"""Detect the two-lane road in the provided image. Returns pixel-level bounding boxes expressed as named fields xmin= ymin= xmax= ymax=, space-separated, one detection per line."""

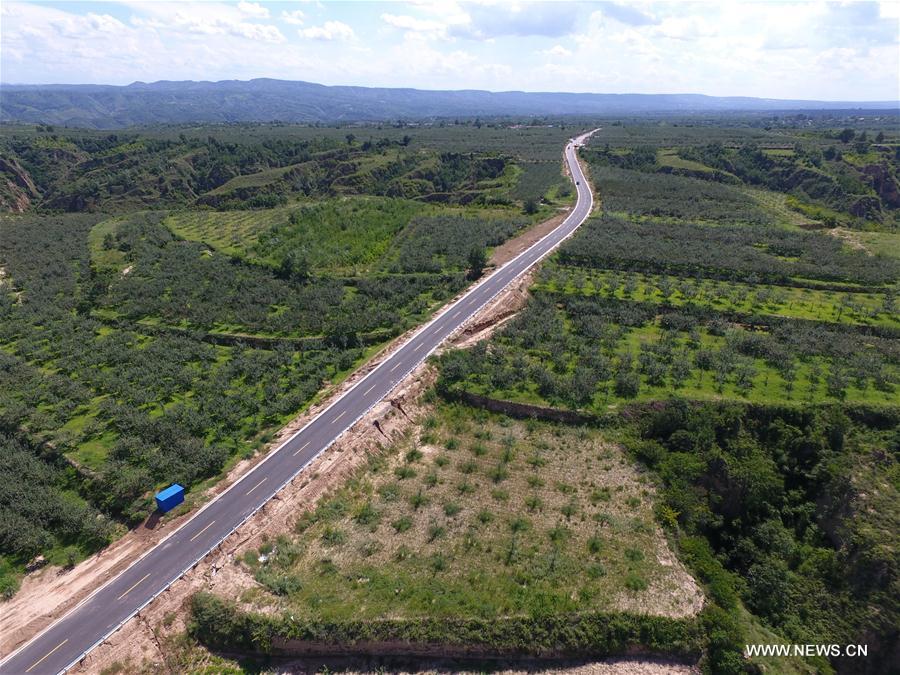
xmin=0 ymin=130 xmax=597 ymax=675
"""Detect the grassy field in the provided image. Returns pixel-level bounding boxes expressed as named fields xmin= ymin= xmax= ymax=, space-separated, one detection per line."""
xmin=164 ymin=207 xmax=288 ymax=259
xmin=239 ymin=402 xmax=700 ymax=622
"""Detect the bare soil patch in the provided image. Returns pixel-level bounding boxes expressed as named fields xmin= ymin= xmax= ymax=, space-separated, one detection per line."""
xmin=490 ymin=210 xmax=571 ymax=267
xmin=829 ymin=227 xmax=873 ymax=255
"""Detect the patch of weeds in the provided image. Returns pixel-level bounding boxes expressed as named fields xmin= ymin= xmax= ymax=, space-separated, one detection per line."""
xmin=430 ymin=553 xmax=447 ymax=573
xmin=409 ymin=489 xmax=430 ymax=510
xmin=378 ymin=482 xmax=401 ymax=502
xmin=392 ymin=516 xmax=413 ymax=533
xmin=525 ymin=495 xmax=543 ymax=512
xmin=321 ymin=526 xmax=345 ymax=546
xmin=490 ymin=463 xmax=509 ymax=483
xmin=556 ymin=481 xmax=576 ymax=495
xmin=395 ymin=465 xmax=416 ymax=480
xmin=427 ymin=524 xmax=446 ymax=542
xmin=457 ymin=480 xmax=476 ymax=495
xmin=527 ymin=454 xmax=547 ymax=469
xmin=527 ymin=475 xmax=545 ymax=488
xmin=624 ymin=547 xmax=644 ymax=563
xmin=458 ymin=460 xmax=478 ymax=474
xmin=588 ymin=563 xmax=607 ymax=579
xmin=624 ymin=573 xmax=648 ymax=592
xmin=591 ymin=487 xmax=612 ymax=503
xmin=359 ymin=540 xmax=382 ymax=558
xmin=353 ymin=501 xmax=381 ymax=527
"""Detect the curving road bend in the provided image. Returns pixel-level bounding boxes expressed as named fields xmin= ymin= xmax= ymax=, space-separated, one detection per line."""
xmin=0 ymin=130 xmax=598 ymax=675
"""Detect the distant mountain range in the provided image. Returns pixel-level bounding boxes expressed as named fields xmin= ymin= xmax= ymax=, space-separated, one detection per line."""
xmin=1 ymin=78 xmax=897 ymax=128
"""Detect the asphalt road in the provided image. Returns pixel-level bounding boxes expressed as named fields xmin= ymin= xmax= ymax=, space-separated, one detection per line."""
xmin=0 ymin=130 xmax=597 ymax=675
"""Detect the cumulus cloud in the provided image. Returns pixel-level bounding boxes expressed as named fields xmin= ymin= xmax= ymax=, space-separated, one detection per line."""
xmin=237 ymin=1 xmax=269 ymax=19
xmin=381 ymin=13 xmax=447 ymax=37
xmin=127 ymin=2 xmax=285 ymax=42
xmin=541 ymin=44 xmax=572 ymax=57
xmin=300 ymin=20 xmax=355 ymax=41
xmin=281 ymin=9 xmax=305 ymax=25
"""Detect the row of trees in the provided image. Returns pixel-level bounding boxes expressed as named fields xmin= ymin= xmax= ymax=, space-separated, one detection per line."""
xmin=558 ymin=214 xmax=899 ymax=286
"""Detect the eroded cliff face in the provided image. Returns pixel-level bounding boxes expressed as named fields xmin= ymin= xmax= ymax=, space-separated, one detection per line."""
xmin=863 ymin=162 xmax=900 ymax=209
xmin=0 ymin=156 xmax=39 ymax=212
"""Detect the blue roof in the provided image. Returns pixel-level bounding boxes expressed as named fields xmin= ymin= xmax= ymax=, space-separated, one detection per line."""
xmin=155 ymin=484 xmax=184 ymax=500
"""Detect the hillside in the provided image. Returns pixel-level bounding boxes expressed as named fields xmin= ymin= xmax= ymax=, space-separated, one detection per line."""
xmin=1 ymin=78 xmax=896 ymax=128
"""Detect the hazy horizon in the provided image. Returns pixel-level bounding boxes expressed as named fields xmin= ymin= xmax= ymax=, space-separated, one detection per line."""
xmin=2 ymin=1 xmax=898 ymax=101
xmin=2 ymin=76 xmax=898 ymax=105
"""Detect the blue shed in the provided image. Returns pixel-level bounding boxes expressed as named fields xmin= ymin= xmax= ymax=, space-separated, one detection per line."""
xmin=155 ymin=484 xmax=185 ymax=513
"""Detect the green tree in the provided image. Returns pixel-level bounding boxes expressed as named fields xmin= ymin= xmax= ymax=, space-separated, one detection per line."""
xmin=467 ymin=245 xmax=487 ymax=280
xmin=278 ymin=249 xmax=310 ymax=282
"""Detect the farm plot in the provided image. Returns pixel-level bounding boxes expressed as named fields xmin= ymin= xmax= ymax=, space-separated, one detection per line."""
xmin=236 ymin=403 xmax=703 ymax=623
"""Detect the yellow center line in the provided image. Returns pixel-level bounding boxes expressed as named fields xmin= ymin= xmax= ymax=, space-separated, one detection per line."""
xmin=189 ymin=520 xmax=216 ymax=542
xmin=292 ymin=440 xmax=311 ymax=457
xmin=245 ymin=477 xmax=267 ymax=496
xmin=25 ymin=639 xmax=68 ymax=673
xmin=331 ymin=410 xmax=346 ymax=424
xmin=363 ymin=383 xmax=377 ymax=396
xmin=116 ymin=572 xmax=151 ymax=601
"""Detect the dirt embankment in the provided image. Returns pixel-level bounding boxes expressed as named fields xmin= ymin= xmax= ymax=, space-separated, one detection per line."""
xmin=489 ymin=208 xmax=571 ymax=268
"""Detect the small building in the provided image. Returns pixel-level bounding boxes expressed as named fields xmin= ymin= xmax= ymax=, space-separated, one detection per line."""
xmin=155 ymin=484 xmax=185 ymax=513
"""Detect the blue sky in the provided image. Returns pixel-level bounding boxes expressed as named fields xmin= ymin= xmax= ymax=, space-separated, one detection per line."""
xmin=2 ymin=1 xmax=898 ymax=100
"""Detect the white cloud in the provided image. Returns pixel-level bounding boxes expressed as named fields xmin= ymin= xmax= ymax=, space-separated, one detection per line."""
xmin=281 ymin=9 xmax=305 ymax=25
xmin=128 ymin=3 xmax=286 ymax=43
xmin=0 ymin=1 xmax=896 ymax=101
xmin=381 ymin=13 xmax=447 ymax=37
xmin=541 ymin=44 xmax=572 ymax=57
xmin=880 ymin=1 xmax=900 ymax=19
xmin=300 ymin=20 xmax=355 ymax=41
xmin=237 ymin=1 xmax=269 ymax=19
